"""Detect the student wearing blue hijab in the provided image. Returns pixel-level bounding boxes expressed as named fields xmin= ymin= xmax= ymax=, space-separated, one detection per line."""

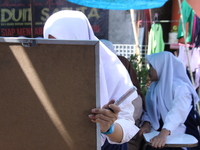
xmin=139 ymin=51 xmax=200 ymax=150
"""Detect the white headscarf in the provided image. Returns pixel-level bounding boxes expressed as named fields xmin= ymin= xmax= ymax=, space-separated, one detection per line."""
xmin=146 ymin=51 xmax=199 ymax=130
xmin=43 ymin=10 xmax=137 ymax=109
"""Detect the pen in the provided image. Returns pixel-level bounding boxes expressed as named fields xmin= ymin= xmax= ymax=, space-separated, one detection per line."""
xmin=108 ymin=86 xmax=136 ymax=112
xmin=114 ymin=86 xmax=136 ymax=106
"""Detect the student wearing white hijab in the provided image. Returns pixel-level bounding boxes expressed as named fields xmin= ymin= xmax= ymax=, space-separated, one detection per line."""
xmin=139 ymin=51 xmax=200 ymax=150
xmin=43 ymin=10 xmax=139 ymax=149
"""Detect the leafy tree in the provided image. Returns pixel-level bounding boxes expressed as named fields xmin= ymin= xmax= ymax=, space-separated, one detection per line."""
xmin=129 ymin=54 xmax=150 ymax=96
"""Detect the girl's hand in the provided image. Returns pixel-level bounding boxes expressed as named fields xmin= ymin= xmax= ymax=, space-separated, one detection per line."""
xmin=138 ymin=121 xmax=151 ymax=136
xmin=150 ymin=128 xmax=170 ymax=148
xmin=88 ymin=100 xmax=120 ymax=132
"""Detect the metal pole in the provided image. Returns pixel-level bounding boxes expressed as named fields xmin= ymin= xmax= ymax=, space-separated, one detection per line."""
xmin=178 ymin=0 xmax=200 ymax=111
xmin=130 ymin=9 xmax=140 ymax=55
xmin=177 ymin=0 xmax=194 ymax=85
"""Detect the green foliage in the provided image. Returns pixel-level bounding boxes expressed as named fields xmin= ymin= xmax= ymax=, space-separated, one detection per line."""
xmin=129 ymin=54 xmax=150 ymax=96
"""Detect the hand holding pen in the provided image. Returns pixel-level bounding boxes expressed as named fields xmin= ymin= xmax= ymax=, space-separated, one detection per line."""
xmin=88 ymin=87 xmax=136 ymax=133
xmin=89 ymin=99 xmax=120 ymax=133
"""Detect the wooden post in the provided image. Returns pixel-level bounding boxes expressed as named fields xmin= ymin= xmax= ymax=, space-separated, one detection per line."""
xmin=30 ymin=0 xmax=35 ymax=38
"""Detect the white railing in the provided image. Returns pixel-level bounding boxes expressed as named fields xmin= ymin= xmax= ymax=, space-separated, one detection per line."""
xmin=113 ymin=44 xmax=148 ymax=59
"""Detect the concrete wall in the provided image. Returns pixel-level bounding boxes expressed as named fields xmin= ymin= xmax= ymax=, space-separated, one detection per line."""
xmin=108 ymin=10 xmax=135 ymax=44
xmin=108 ymin=0 xmax=172 ymax=46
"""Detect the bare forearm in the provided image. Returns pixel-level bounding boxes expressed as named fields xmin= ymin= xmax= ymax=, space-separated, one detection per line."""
xmin=150 ymin=128 xmax=170 ymax=148
xmin=106 ymin=123 xmax=123 ymax=142
xmin=160 ymin=128 xmax=170 ymax=136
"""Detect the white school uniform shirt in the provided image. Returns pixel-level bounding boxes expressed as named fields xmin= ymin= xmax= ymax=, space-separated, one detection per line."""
xmin=43 ymin=10 xmax=139 ymax=146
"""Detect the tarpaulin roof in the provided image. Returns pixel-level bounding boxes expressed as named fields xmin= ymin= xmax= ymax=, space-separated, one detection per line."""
xmin=67 ymin=0 xmax=169 ymax=10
